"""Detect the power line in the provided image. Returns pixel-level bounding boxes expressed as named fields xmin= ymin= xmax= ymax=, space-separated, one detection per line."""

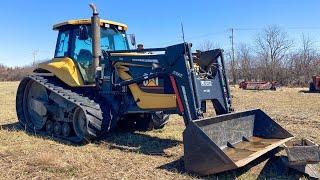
xmin=283 ymin=26 xmax=320 ymax=30
xmin=146 ymin=30 xmax=228 ymax=47
xmin=150 ymin=26 xmax=320 ymax=47
xmin=135 ymin=25 xmax=320 ymax=49
xmin=233 ymin=27 xmax=259 ymax=31
xmin=186 ymin=30 xmax=228 ymax=40
xmin=234 ymin=26 xmax=320 ymax=31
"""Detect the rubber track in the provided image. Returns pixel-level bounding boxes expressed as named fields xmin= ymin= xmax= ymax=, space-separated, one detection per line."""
xmin=16 ymin=75 xmax=104 ymax=143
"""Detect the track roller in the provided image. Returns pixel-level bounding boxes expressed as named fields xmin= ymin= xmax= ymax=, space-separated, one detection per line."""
xmin=62 ymin=122 xmax=71 ymax=137
xmin=45 ymin=120 xmax=54 ymax=134
xmin=53 ymin=121 xmax=62 ymax=135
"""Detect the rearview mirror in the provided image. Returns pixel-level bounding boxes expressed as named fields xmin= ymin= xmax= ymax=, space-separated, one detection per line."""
xmin=128 ymin=34 xmax=136 ymax=47
xmin=79 ymin=25 xmax=89 ymax=40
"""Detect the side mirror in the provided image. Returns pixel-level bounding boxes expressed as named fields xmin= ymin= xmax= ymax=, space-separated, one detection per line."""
xmin=79 ymin=25 xmax=89 ymax=40
xmin=128 ymin=34 xmax=136 ymax=47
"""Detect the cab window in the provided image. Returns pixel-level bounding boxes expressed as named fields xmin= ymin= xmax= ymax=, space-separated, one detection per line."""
xmin=55 ymin=30 xmax=70 ymax=57
xmin=73 ymin=29 xmax=93 ymax=69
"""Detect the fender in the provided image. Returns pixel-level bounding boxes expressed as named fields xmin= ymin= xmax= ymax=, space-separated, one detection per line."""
xmin=37 ymin=58 xmax=84 ymax=87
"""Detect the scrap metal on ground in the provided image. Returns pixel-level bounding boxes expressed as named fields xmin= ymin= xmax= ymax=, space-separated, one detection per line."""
xmin=283 ymin=139 xmax=320 ymax=178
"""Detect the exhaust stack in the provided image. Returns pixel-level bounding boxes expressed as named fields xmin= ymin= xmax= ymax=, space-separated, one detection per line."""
xmin=89 ymin=3 xmax=101 ymax=75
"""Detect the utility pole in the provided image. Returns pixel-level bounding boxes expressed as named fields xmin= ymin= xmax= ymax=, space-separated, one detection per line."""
xmin=181 ymin=22 xmax=186 ymax=43
xmin=32 ymin=50 xmax=38 ymax=66
xmin=230 ymin=28 xmax=236 ymax=84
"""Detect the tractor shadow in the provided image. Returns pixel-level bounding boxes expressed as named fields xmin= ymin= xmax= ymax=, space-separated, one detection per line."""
xmin=0 ymin=122 xmax=181 ymax=155
xmin=101 ymin=131 xmax=181 ymax=157
xmin=158 ymin=149 xmax=306 ymax=179
xmin=299 ymin=90 xmax=320 ymax=94
xmin=0 ymin=122 xmax=22 ymax=131
xmin=0 ymin=122 xmax=80 ymax=146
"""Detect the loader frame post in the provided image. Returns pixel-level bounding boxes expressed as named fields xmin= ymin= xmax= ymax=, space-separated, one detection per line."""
xmin=216 ymin=50 xmax=232 ymax=113
xmin=186 ymin=43 xmax=201 ymax=113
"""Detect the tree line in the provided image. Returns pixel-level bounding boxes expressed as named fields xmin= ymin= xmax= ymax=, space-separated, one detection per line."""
xmin=198 ymin=26 xmax=320 ymax=86
xmin=0 ymin=64 xmax=35 ymax=81
xmin=224 ymin=25 xmax=320 ymax=86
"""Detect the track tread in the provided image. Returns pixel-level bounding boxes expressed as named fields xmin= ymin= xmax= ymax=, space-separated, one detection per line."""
xmin=16 ymin=75 xmax=105 ymax=143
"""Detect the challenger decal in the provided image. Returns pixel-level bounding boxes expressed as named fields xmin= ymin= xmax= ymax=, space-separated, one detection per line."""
xmin=132 ymin=59 xmax=159 ymax=63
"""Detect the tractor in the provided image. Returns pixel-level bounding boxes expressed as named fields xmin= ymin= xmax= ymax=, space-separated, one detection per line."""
xmin=16 ymin=4 xmax=293 ymax=175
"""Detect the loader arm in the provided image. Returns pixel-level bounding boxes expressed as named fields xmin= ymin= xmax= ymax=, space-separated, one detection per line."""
xmin=107 ymin=43 xmax=232 ymax=125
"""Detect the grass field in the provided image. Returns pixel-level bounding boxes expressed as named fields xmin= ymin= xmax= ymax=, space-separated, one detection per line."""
xmin=0 ymin=81 xmax=319 ymax=179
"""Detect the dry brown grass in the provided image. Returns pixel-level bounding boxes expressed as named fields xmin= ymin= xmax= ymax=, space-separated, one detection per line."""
xmin=0 ymin=82 xmax=319 ymax=179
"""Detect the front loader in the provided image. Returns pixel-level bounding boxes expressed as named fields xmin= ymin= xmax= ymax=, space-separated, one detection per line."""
xmin=16 ymin=4 xmax=293 ymax=175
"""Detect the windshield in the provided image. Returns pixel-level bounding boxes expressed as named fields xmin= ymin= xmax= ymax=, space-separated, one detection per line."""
xmin=72 ymin=26 xmax=129 ymax=66
xmin=71 ymin=26 xmax=129 ymax=83
xmin=73 ymin=26 xmax=128 ymax=62
xmin=101 ymin=28 xmax=129 ymax=51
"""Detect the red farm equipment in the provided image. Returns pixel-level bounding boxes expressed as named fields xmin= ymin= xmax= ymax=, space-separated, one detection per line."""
xmin=309 ymin=75 xmax=320 ymax=92
xmin=239 ymin=81 xmax=278 ymax=90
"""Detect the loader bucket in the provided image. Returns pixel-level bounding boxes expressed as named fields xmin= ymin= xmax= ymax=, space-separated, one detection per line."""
xmin=183 ymin=109 xmax=294 ymax=175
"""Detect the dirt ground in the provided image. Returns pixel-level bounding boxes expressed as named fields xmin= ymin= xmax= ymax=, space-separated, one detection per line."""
xmin=0 ymin=82 xmax=319 ymax=179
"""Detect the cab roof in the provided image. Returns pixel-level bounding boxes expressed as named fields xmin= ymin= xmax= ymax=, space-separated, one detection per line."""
xmin=53 ymin=18 xmax=128 ymax=31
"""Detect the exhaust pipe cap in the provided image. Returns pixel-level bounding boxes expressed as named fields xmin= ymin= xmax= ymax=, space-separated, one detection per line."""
xmin=89 ymin=3 xmax=99 ymax=15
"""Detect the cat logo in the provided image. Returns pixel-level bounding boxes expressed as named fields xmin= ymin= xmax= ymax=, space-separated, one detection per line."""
xmin=143 ymin=77 xmax=159 ymax=87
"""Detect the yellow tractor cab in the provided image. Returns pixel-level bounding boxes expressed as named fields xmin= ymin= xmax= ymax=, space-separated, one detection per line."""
xmin=38 ymin=19 xmax=130 ymax=86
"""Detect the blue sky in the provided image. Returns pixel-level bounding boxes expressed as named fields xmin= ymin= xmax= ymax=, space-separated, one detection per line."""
xmin=1 ymin=0 xmax=320 ymax=67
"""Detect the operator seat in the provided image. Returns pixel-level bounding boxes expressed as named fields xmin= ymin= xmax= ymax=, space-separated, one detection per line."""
xmin=76 ymin=49 xmax=93 ymax=83
xmin=77 ymin=49 xmax=92 ymax=67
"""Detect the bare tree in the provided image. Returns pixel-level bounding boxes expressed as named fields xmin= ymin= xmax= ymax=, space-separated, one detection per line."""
xmin=223 ymin=50 xmax=239 ymax=84
xmin=255 ymin=25 xmax=293 ymax=82
xmin=300 ymin=35 xmax=317 ymax=83
xmin=195 ymin=27 xmax=320 ymax=87
xmin=197 ymin=40 xmax=218 ymax=51
xmin=289 ymin=34 xmax=317 ymax=85
xmin=237 ymin=44 xmax=253 ymax=81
